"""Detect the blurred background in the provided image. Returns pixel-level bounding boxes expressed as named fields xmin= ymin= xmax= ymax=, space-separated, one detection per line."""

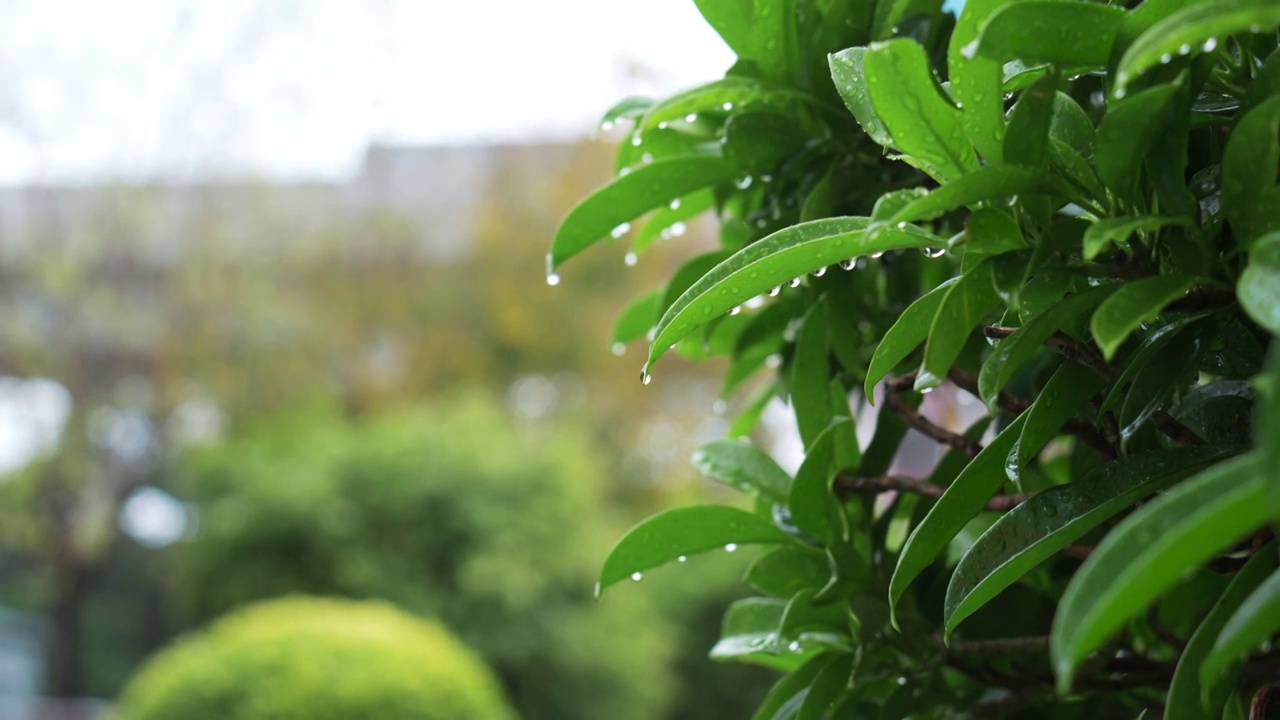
xmin=0 ymin=1 xmax=808 ymax=718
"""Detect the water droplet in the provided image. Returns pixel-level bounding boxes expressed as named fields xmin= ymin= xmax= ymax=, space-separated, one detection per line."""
xmin=1090 ymin=90 xmax=1106 ymax=108
xmin=546 ymin=272 xmax=560 ymax=286
xmin=922 ymin=247 xmax=946 ymax=258
xmin=920 ymin=386 xmax=934 ymax=395
xmin=668 ymin=197 xmax=682 ymax=210
xmin=611 ymin=222 xmax=631 ymax=239
xmin=645 ymin=327 xmax=656 ymax=342
xmin=722 ymin=102 xmax=734 ymax=111
xmin=812 ymin=266 xmax=827 ymax=278
xmin=788 ymin=641 xmax=802 ymax=653
xmin=624 ymin=251 xmax=638 ymax=267
xmin=1115 ymin=87 xmax=1127 ymax=99
xmin=897 ymin=676 xmax=908 ymax=686
xmin=677 ymin=555 xmax=689 ymax=563
xmin=896 ymin=221 xmax=908 ymax=229
xmin=960 ymin=39 xmax=980 ymax=60
xmin=765 ymin=354 xmax=783 ymax=369
xmin=1159 ymin=53 xmax=1172 ymax=64
xmin=711 ymin=399 xmax=727 ymax=415
xmin=1178 ymin=43 xmax=1192 ymax=56
xmin=870 ymin=251 xmax=886 ymax=259
xmin=729 ymin=305 xmax=742 ymax=316
xmin=640 ymin=152 xmax=654 ymax=164
xmin=619 ymin=166 xmax=632 ymax=176
xmin=611 ymin=342 xmax=626 ymax=356
xmin=1250 ymin=24 xmax=1263 ymax=34
xmin=685 ymin=113 xmax=698 ymax=123
xmin=839 ymin=259 xmax=856 ymax=270
xmin=631 ymin=135 xmax=643 ymax=147
xmin=788 ymin=277 xmax=803 ymax=288
xmin=768 ymin=285 xmax=782 ymax=297
xmin=631 ymin=571 xmax=644 ymax=582
xmin=641 ymin=369 xmax=652 ymax=385
xmin=601 ymin=120 xmax=615 ymax=131
xmin=657 ymin=121 xmax=669 ymax=130
xmin=667 ymin=222 xmax=687 ymax=238
xmin=1202 ymin=37 xmax=1219 ymax=52
xmin=724 ymin=543 xmax=738 ymax=553
xmin=760 ymin=174 xmax=774 ymax=183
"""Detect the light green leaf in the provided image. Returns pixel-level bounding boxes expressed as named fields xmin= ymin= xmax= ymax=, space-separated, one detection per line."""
xmin=693 ymin=439 xmax=794 ymax=505
xmin=1116 ymin=0 xmax=1280 ymax=97
xmin=1169 ymin=542 xmax=1276 ymax=719
xmin=976 ymin=1 xmax=1126 ymax=69
xmin=551 ymin=156 xmax=738 ymax=270
xmin=889 ymin=413 xmax=1028 ymax=620
xmin=1082 ymin=216 xmax=1196 ymax=261
xmin=946 ymin=446 xmax=1237 ymax=638
xmin=1202 ymin=562 xmax=1280 ymax=693
xmin=948 ymin=0 xmax=1010 ymax=163
xmin=612 ymin=291 xmax=660 ymax=348
xmin=863 ymin=38 xmax=979 ymax=181
xmin=694 ymin=0 xmax=756 ymax=58
xmin=887 ymin=165 xmax=1050 ymax=226
xmin=978 ymin=284 xmax=1118 ymax=411
xmin=916 ymin=261 xmax=999 ymax=391
xmin=747 ymin=546 xmax=832 ymax=598
xmin=1090 ymin=274 xmax=1206 ymax=360
xmin=598 ymin=505 xmax=793 ymax=595
xmin=1052 ymin=454 xmax=1270 ymax=692
xmin=712 ymin=597 xmax=789 ymax=659
xmin=829 ymin=47 xmax=895 ymax=148
xmin=1010 ymin=361 xmax=1109 ymax=481
xmin=645 ymin=217 xmax=940 ymax=375
xmin=639 ymin=77 xmax=812 ymax=134
xmin=864 ymin=277 xmax=958 ymax=399
xmin=750 ymin=0 xmax=802 ymax=83
xmin=632 ymin=189 xmax=715 ymax=256
xmin=600 ymin=96 xmax=654 ymax=130
xmin=1224 ymin=96 xmax=1280 ymax=249
xmin=797 ymin=653 xmax=854 ymax=720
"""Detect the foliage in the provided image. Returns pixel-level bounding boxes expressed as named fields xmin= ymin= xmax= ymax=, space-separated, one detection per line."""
xmin=115 ymin=596 xmax=515 ymax=720
xmin=553 ymin=0 xmax=1280 ymax=715
xmin=163 ymin=393 xmax=772 ymax=720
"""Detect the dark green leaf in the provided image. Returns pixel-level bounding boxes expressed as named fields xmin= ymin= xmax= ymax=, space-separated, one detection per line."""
xmin=797 ymin=653 xmax=854 ymax=720
xmin=1239 ymin=236 xmax=1280 ymax=338
xmin=1011 ymin=361 xmax=1109 ymax=481
xmin=976 ymin=1 xmax=1126 ymax=68
xmin=946 ymin=446 xmax=1237 ymax=638
xmin=639 ymin=78 xmax=813 ymax=134
xmin=1052 ymin=454 xmax=1270 ymax=691
xmin=1094 ymin=82 xmax=1181 ymax=204
xmin=598 ymin=505 xmax=794 ymax=595
xmin=792 ymin=299 xmax=834 ymax=449
xmin=724 ymin=112 xmax=811 ymax=174
xmin=888 ymin=165 xmax=1051 ymax=226
xmin=779 ymin=589 xmax=853 ymax=653
xmin=865 ymin=277 xmax=957 ymax=399
xmin=962 ymin=209 xmax=1028 ymax=259
xmin=747 ymin=546 xmax=832 ymax=598
xmin=1049 ymin=92 xmax=1096 ymax=158
xmin=1202 ymin=561 xmax=1280 ymax=692
xmin=1223 ymin=95 xmax=1280 ymax=248
xmin=917 ymin=260 xmax=999 ymax=391
xmin=551 ymin=156 xmax=738 ymax=270
xmin=693 ymin=439 xmax=794 ymax=504
xmin=1082 ymin=215 xmax=1196 ymax=261
xmin=1003 ymin=72 xmax=1057 ymax=168
xmin=789 ymin=418 xmax=854 ymax=544
xmin=1090 ymin=274 xmax=1207 ymax=360
xmin=751 ymin=653 xmax=838 ymax=720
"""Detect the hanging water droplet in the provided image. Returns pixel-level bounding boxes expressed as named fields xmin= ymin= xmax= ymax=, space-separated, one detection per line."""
xmin=630 ymin=135 xmax=642 ymax=147
xmin=546 ymin=272 xmax=561 ymax=286
xmin=736 ymin=176 xmax=754 ymax=189
xmin=1202 ymin=37 xmax=1219 ymax=52
xmin=1178 ymin=43 xmax=1192 ymax=55
xmin=685 ymin=113 xmax=698 ymax=123
xmin=896 ymin=676 xmax=908 ymax=686
xmin=1159 ymin=53 xmax=1172 ymax=64
xmin=618 ymin=166 xmax=632 ymax=177
xmin=631 ymin=571 xmax=644 ymax=582
xmin=611 ymin=342 xmax=626 ymax=356
xmin=788 ymin=277 xmax=802 ymax=288
xmin=667 ymin=221 xmax=687 ymax=238
xmin=896 ymin=221 xmax=908 ymax=229
xmin=677 ymin=555 xmax=689 ymax=563
xmin=960 ymin=39 xmax=980 ymax=60
xmin=765 ymin=354 xmax=783 ymax=369
xmin=645 ymin=327 xmax=656 ymax=342
xmin=641 ymin=369 xmax=652 ymax=385
xmin=760 ymin=174 xmax=773 ymax=183
xmin=601 ymin=120 xmax=615 ymax=131
xmin=839 ymin=259 xmax=856 ymax=270
xmin=1115 ymin=87 xmax=1127 ymax=99
xmin=611 ymin=222 xmax=631 ymax=239
xmin=766 ymin=285 xmax=781 ymax=297
xmin=812 ymin=266 xmax=828 ymax=278
xmin=923 ymin=247 xmax=946 ymax=258
xmin=668 ymin=197 xmax=682 ymax=210
xmin=1090 ymin=90 xmax=1105 ymax=108
xmin=724 ymin=543 xmax=738 ymax=552
xmin=920 ymin=386 xmax=934 ymax=394
xmin=870 ymin=251 xmax=886 ymax=259
xmin=624 ymin=251 xmax=638 ymax=267
xmin=729 ymin=305 xmax=743 ymax=316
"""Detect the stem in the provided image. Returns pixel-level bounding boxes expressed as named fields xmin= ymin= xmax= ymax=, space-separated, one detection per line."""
xmin=885 ymin=392 xmax=983 ymax=458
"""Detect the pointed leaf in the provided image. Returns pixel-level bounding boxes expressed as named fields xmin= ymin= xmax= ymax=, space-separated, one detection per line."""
xmin=976 ymin=1 xmax=1126 ymax=68
xmin=889 ymin=412 xmax=1028 ymax=619
xmin=1239 ymin=233 xmax=1280 ymax=337
xmin=639 ymin=77 xmax=813 ymax=134
xmin=963 ymin=209 xmax=1028 ymax=258
xmin=1202 ymin=563 xmax=1280 ymax=692
xmin=551 ymin=156 xmax=738 ymax=270
xmin=645 ymin=217 xmax=940 ymax=374
xmin=829 ymin=48 xmax=896 ymax=148
xmin=1010 ymin=361 xmax=1109 ymax=481
xmin=917 ymin=260 xmax=1000 ymax=390
xmin=1003 ymin=72 xmax=1057 ymax=168
xmin=1082 ymin=216 xmax=1196 ymax=261
xmin=712 ymin=597 xmax=789 ymax=660
xmin=865 ymin=277 xmax=958 ymax=399
xmin=747 ymin=546 xmax=832 ymax=599
xmin=693 ymin=439 xmax=794 ymax=504
xmin=632 ymin=189 xmax=715 ymax=256
xmin=797 ymin=653 xmax=854 ymax=720
xmin=1090 ymin=274 xmax=1207 ymax=360
xmin=792 ymin=299 xmax=835 ymax=449
xmin=1116 ymin=0 xmax=1280 ymax=96
xmin=1095 ymin=82 xmax=1181 ymax=202
xmin=612 ymin=291 xmax=661 ymax=347
xmin=948 ymin=0 xmax=1009 ymax=163
xmin=946 ymin=446 xmax=1237 ymax=638
xmin=1052 ymin=453 xmax=1270 ymax=692
xmin=887 ymin=165 xmax=1051 ymax=226
xmin=598 ymin=505 xmax=793 ymax=595
xmin=694 ymin=0 xmax=756 ymax=58
xmin=751 ymin=654 xmax=838 ymax=720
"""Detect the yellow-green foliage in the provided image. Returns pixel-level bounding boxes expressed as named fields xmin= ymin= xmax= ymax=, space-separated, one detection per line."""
xmin=116 ymin=596 xmax=515 ymax=720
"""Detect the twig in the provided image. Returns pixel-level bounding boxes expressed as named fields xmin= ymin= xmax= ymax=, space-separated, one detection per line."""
xmin=834 ymin=474 xmax=1024 ymax=511
xmin=886 ymin=392 xmax=984 ymax=457
xmin=1062 ymin=544 xmax=1094 ymax=560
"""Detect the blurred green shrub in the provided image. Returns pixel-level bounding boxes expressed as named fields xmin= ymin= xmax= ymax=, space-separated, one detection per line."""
xmin=116 ymin=596 xmax=514 ymax=720
xmin=160 ymin=393 xmax=771 ymax=720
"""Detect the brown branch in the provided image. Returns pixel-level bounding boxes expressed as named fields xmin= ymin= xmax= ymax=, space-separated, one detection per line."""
xmin=886 ymin=392 xmax=983 ymax=457
xmin=1062 ymin=544 xmax=1095 ymax=560
xmin=834 ymin=474 xmax=1024 ymax=511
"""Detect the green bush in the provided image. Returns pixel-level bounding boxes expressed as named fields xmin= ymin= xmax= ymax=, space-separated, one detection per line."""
xmin=553 ymin=0 xmax=1280 ymax=716
xmin=116 ymin=596 xmax=514 ymax=720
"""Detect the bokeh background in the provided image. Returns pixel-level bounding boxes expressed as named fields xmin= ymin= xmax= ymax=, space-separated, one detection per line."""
xmin=0 ymin=1 xmax=814 ymax=718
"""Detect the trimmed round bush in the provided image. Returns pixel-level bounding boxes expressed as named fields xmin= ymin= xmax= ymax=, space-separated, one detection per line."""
xmin=115 ymin=596 xmax=514 ymax=720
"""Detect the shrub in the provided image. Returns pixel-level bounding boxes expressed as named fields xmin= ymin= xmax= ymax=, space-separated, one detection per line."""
xmin=115 ymin=596 xmax=514 ymax=720
xmin=552 ymin=0 xmax=1280 ymax=716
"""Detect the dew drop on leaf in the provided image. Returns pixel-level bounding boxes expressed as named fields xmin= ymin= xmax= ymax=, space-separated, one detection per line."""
xmin=789 ymin=277 xmax=803 ymax=288
xmin=724 ymin=543 xmax=738 ymax=552
xmin=631 ymin=571 xmax=644 ymax=582
xmin=611 ymin=342 xmax=626 ymax=357
xmin=611 ymin=222 xmax=631 ymax=239
xmin=677 ymin=555 xmax=689 ymax=563
xmin=624 ymin=251 xmax=638 ymax=267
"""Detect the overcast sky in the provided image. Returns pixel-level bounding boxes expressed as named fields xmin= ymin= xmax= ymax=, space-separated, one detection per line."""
xmin=0 ymin=0 xmax=734 ymax=184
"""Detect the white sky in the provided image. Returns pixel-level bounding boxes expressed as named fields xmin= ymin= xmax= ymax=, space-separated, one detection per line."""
xmin=0 ymin=0 xmax=734 ymax=184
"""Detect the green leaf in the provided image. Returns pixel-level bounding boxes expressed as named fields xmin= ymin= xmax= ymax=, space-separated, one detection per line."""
xmin=963 ymin=208 xmax=1028 ymax=259
xmin=747 ymin=546 xmax=832 ymax=598
xmin=1082 ymin=215 xmax=1196 ymax=261
xmin=1003 ymin=72 xmax=1057 ymax=168
xmin=864 ymin=278 xmax=957 ymax=399
xmin=1090 ymin=274 xmax=1206 ymax=360
xmin=600 ymin=96 xmax=654 ymax=130
xmin=730 ymin=382 xmax=780 ymax=438
xmin=789 ymin=418 xmax=854 ymax=544
xmin=797 ymin=653 xmax=854 ymax=720
xmin=779 ymin=588 xmax=853 ymax=652
xmin=660 ymin=252 xmax=734 ymax=318
xmin=975 ymin=1 xmax=1126 ymax=69
xmin=1225 ymin=96 xmax=1280 ymax=249
xmin=948 ymin=0 xmax=1009 ymax=163
xmin=916 ymin=261 xmax=999 ymax=391
xmin=1099 ymin=312 xmax=1208 ymax=415
xmin=694 ymin=0 xmax=756 ymax=58
xmin=1052 ymin=453 xmax=1271 ymax=692
xmin=750 ymin=0 xmax=802 ymax=83
xmin=1116 ymin=0 xmax=1280 ymax=96
xmin=693 ymin=439 xmax=794 ymax=505
xmin=645 ymin=217 xmax=940 ymax=375
xmin=632 ymin=189 xmax=715 ymax=256
xmin=829 ymin=48 xmax=895 ymax=148
xmin=1169 ymin=543 xmax=1277 ymax=720
xmin=792 ymin=299 xmax=834 ymax=449
xmin=1010 ymin=361 xmax=1109 ymax=481
xmin=598 ymin=505 xmax=793 ymax=595
xmin=946 ymin=446 xmax=1237 ymax=638
xmin=1094 ymin=82 xmax=1181 ymax=204
xmin=1049 ymin=92 xmax=1096 ymax=158
xmin=1243 ymin=47 xmax=1280 ymax=118
xmin=887 ymin=165 xmax=1051 ymax=226
xmin=978 ymin=284 xmax=1119 ymax=411
xmin=612 ymin=291 xmax=660 ymax=348
xmin=751 ymin=653 xmax=837 ymax=720
xmin=551 ymin=156 xmax=738 ymax=270
xmin=711 ymin=597 xmax=789 ymax=660
xmin=889 ymin=412 xmax=1028 ymax=621
xmin=1202 ymin=562 xmax=1280 ymax=693
xmin=862 ymin=38 xmax=979 ymax=181
xmin=724 ymin=112 xmax=810 ymax=174
xmin=638 ymin=78 xmax=812 ymax=134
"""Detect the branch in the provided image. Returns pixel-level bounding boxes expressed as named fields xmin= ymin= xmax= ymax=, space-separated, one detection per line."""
xmin=885 ymin=392 xmax=983 ymax=457
xmin=834 ymin=474 xmax=1024 ymax=511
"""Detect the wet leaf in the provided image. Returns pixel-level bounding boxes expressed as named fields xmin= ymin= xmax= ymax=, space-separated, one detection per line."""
xmin=1239 ymin=234 xmax=1280 ymax=336
xmin=865 ymin=277 xmax=958 ymax=399
xmin=1010 ymin=361 xmax=1108 ymax=481
xmin=1201 ymin=561 xmax=1280 ymax=693
xmin=693 ymin=439 xmax=794 ymax=504
xmin=829 ymin=47 xmax=895 ymax=148
xmin=976 ymin=1 xmax=1126 ymax=69
xmin=917 ymin=260 xmax=1000 ymax=391
xmin=1082 ymin=215 xmax=1196 ymax=261
xmin=712 ymin=597 xmax=789 ymax=660
xmin=948 ymin=0 xmax=1009 ymax=163
xmin=638 ymin=77 xmax=813 ymax=134
xmin=887 ymin=165 xmax=1051 ymax=226
xmin=1090 ymin=274 xmax=1207 ymax=360
xmin=1094 ymin=82 xmax=1181 ymax=204
xmin=1223 ymin=96 xmax=1280 ymax=248
xmin=797 ymin=653 xmax=854 ymax=720
xmin=612 ymin=291 xmax=661 ymax=348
